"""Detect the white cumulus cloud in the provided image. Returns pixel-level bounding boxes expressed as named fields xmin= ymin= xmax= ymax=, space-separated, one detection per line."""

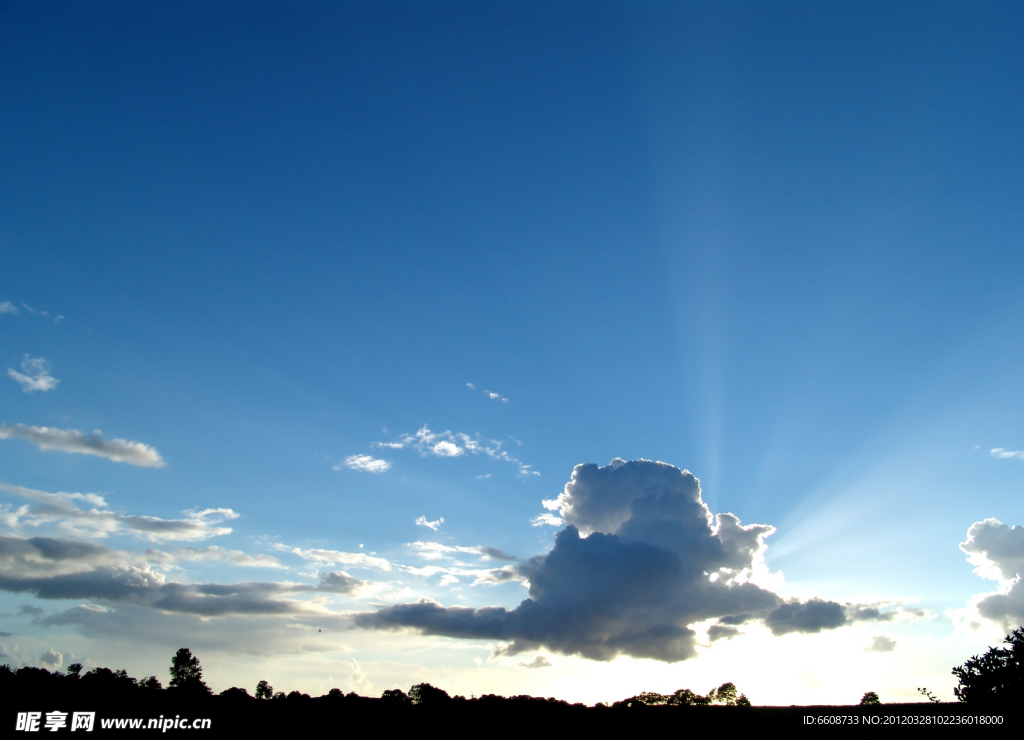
xmin=0 ymin=424 xmax=165 ymax=467
xmin=338 ymin=455 xmax=391 ymax=473
xmin=415 ymin=516 xmax=444 ymax=531
xmin=432 ymin=441 xmax=463 ymax=457
xmin=7 ymin=356 xmax=59 ymax=393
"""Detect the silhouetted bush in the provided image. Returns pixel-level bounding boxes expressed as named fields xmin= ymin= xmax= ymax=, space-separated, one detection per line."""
xmin=860 ymin=692 xmax=880 ymax=705
xmin=953 ymin=626 xmax=1024 ymax=704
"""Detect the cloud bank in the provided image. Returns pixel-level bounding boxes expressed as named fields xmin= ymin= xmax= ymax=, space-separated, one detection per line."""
xmin=0 ymin=425 xmax=165 ymax=467
xmin=356 ymin=459 xmax=892 ymax=662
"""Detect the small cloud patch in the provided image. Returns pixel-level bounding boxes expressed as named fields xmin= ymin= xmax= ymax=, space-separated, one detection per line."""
xmin=518 ymin=655 xmax=552 ymax=669
xmin=866 ymin=636 xmax=896 ymax=652
xmin=338 ymin=455 xmax=391 ymax=473
xmin=7 ymin=356 xmax=59 ymax=393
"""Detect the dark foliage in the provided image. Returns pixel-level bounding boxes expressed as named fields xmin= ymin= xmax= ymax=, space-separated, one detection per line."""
xmin=612 ymin=683 xmax=749 ymax=708
xmin=952 ymin=627 xmax=1024 ymax=704
xmin=860 ymin=692 xmax=881 ymax=705
xmin=381 ymin=688 xmax=411 ymax=704
xmin=0 ymin=654 xmax=1007 ymax=733
xmin=169 ymin=647 xmax=211 ymax=695
xmin=409 ymin=682 xmax=451 ymax=705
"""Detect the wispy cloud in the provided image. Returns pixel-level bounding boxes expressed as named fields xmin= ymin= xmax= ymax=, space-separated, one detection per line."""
xmin=484 ymin=390 xmax=509 ymax=403
xmin=406 ymin=541 xmax=515 ymax=562
xmin=7 ymin=357 xmax=59 ymax=393
xmin=275 ymin=541 xmax=517 ymax=587
xmin=0 ymin=302 xmax=17 ymax=315
xmin=466 ymin=382 xmax=475 ymax=389
xmin=274 ymin=545 xmax=393 ymax=572
xmin=991 ymin=448 xmax=1024 ymax=461
xmin=18 ymin=304 xmax=64 ymax=323
xmin=0 ymin=482 xmax=237 ymax=542
xmin=373 ymin=425 xmax=539 ymax=476
xmin=415 ymin=516 xmax=444 ymax=531
xmin=336 ymin=454 xmax=391 ymax=473
xmin=0 ymin=424 xmax=165 ymax=467
xmin=145 ymin=546 xmax=285 ymax=569
xmin=530 ymin=513 xmax=563 ymax=527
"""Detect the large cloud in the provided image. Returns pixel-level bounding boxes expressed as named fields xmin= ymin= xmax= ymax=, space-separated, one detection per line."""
xmin=356 ymin=459 xmax=889 ymax=662
xmin=960 ymin=518 xmax=1024 ymax=629
xmin=0 ymin=425 xmax=165 ymax=467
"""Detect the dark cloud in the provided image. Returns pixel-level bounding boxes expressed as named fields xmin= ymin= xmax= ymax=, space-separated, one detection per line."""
xmin=960 ymin=519 xmax=1024 ymax=630
xmin=0 ymin=534 xmax=122 ymax=578
xmin=38 ymin=603 xmax=352 ymax=657
xmin=479 ymin=547 xmax=516 ymax=562
xmin=0 ymin=558 xmax=366 ymax=617
xmin=707 ymin=624 xmax=741 ymax=642
xmin=866 ymin=636 xmax=896 ymax=652
xmin=18 ymin=605 xmax=44 ymax=617
xmin=357 ymin=459 xmax=896 ymax=662
xmin=315 ymin=571 xmax=364 ymax=594
xmin=38 ymin=648 xmax=62 ymax=667
xmin=974 ymin=586 xmax=1024 ymax=629
xmin=359 ymin=460 xmax=788 ymax=661
xmin=765 ymin=599 xmax=847 ymax=635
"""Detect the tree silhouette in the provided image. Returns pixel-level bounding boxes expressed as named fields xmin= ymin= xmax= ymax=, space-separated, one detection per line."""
xmin=668 ymin=688 xmax=708 ymax=706
xmin=860 ymin=691 xmax=881 ymax=705
xmin=382 ymin=688 xmax=411 ymax=704
xmin=65 ymin=663 xmax=83 ymax=679
xmin=140 ymin=675 xmax=162 ymax=690
xmin=255 ymin=680 xmax=273 ymax=699
xmin=952 ymin=627 xmax=1024 ymax=704
xmin=168 ymin=648 xmax=210 ymax=694
xmin=409 ymin=683 xmax=451 ymax=705
xmin=708 ymin=682 xmax=736 ymax=705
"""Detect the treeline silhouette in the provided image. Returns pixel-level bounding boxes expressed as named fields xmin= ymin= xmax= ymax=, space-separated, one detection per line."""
xmin=4 ymin=631 xmax=1021 ymax=732
xmin=2 ymin=649 xmax=751 ymax=710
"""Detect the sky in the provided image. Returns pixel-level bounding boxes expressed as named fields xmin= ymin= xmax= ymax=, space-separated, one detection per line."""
xmin=1 ymin=0 xmax=1024 ymax=705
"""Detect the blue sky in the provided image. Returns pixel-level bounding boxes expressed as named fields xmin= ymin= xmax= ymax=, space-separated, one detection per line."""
xmin=2 ymin=1 xmax=1024 ymax=703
